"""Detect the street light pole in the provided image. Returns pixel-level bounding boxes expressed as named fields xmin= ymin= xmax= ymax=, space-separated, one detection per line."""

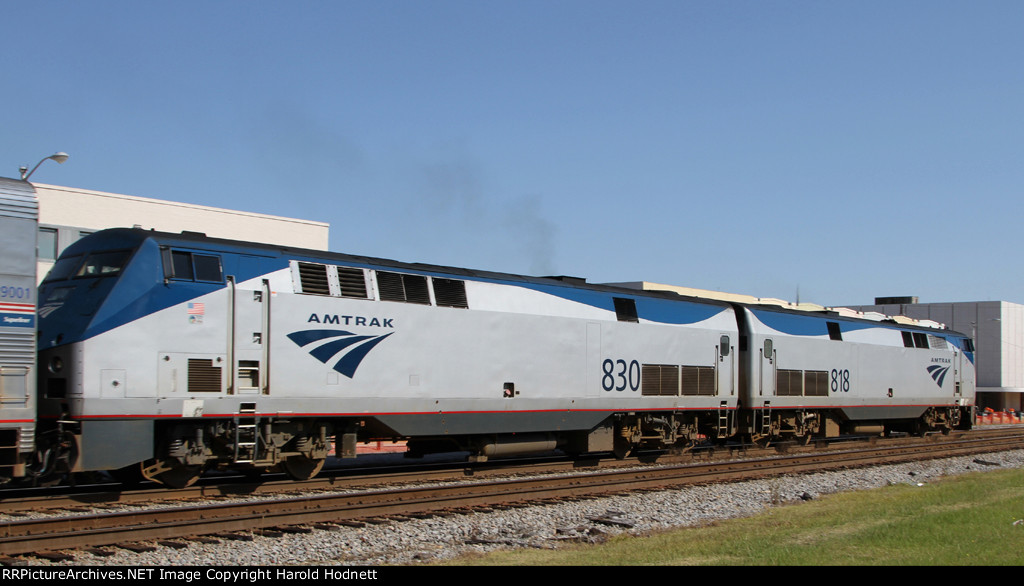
xmin=20 ymin=152 xmax=70 ymax=181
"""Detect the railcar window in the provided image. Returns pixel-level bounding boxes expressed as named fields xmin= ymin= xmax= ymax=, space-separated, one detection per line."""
xmin=171 ymin=251 xmax=194 ymax=280
xmin=76 ymin=250 xmax=131 ymax=278
xmin=193 ymin=254 xmax=223 ymax=282
xmin=912 ymin=332 xmax=929 ymax=349
xmin=43 ymin=255 xmax=82 ymax=282
xmin=901 ymin=331 xmax=914 ymax=348
xmin=827 ymin=321 xmax=842 ymax=341
xmin=165 ymin=250 xmax=224 ymax=283
xmin=963 ymin=339 xmax=976 ymax=352
xmin=613 ymin=298 xmax=639 ymax=323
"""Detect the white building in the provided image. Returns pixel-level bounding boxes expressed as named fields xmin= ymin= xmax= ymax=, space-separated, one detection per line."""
xmin=32 ymin=182 xmax=329 ymax=282
xmin=850 ymin=298 xmax=1024 ymax=412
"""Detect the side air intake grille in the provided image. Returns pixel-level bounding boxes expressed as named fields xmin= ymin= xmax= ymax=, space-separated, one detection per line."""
xmin=775 ymin=369 xmax=829 ymax=397
xmin=681 ymin=366 xmax=715 ymax=396
xmin=776 ymin=369 xmax=801 ymax=396
xmin=188 ymin=359 xmax=222 ymax=392
xmin=337 ymin=267 xmax=369 ymax=298
xmin=433 ymin=278 xmax=468 ymax=308
xmin=804 ymin=370 xmax=829 ymax=397
xmin=377 ymin=271 xmax=430 ymax=304
xmin=642 ymin=364 xmax=679 ymax=396
xmin=297 ymin=262 xmax=331 ymax=295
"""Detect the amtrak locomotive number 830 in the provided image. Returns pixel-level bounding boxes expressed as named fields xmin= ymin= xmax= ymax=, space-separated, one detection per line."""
xmin=1 ymin=181 xmax=976 ymax=488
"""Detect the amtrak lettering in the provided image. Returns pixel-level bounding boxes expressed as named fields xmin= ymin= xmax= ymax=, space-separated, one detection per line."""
xmin=307 ymin=313 xmax=394 ymax=328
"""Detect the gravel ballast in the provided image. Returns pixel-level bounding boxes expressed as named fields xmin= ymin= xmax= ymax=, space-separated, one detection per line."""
xmin=16 ymin=449 xmax=1024 ymax=566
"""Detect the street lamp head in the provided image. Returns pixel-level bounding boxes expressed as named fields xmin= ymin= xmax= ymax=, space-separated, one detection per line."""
xmin=21 ymin=151 xmax=70 ymax=181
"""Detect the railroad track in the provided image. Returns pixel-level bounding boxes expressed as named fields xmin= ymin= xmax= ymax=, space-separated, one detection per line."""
xmin=1 ymin=428 xmax=1022 ymax=558
xmin=1 ymin=426 xmax=1011 ymax=515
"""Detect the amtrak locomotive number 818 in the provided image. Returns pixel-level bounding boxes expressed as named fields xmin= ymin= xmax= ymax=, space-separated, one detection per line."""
xmin=0 ymin=181 xmax=977 ymax=488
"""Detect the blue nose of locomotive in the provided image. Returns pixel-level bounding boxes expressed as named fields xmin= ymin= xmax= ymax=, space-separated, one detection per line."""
xmin=36 ymin=229 xmax=160 ymax=348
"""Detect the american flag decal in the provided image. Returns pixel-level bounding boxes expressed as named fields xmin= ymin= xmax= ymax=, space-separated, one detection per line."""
xmin=187 ymin=302 xmax=205 ymax=315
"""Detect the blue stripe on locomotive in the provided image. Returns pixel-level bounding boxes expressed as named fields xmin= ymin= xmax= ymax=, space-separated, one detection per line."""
xmin=39 ymin=230 xmax=730 ymax=350
xmin=512 ymin=282 xmax=727 ymax=325
xmin=750 ymin=308 xmax=876 ymax=337
xmin=750 ymin=306 xmax=975 ymax=364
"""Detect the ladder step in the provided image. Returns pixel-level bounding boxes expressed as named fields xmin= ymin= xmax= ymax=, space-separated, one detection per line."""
xmin=234 ymin=410 xmax=260 ymax=464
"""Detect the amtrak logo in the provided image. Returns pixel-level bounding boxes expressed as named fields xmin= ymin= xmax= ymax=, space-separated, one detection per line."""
xmin=927 ymin=364 xmax=950 ymax=387
xmin=288 ymin=329 xmax=393 ymax=378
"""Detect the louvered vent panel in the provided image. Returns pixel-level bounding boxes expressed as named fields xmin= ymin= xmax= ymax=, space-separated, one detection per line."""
xmin=433 ymin=278 xmax=468 ymax=308
xmin=336 ymin=267 xmax=368 ymax=298
xmin=0 ymin=332 xmax=34 ymax=367
xmin=403 ymin=275 xmax=430 ymax=304
xmin=297 ymin=262 xmax=330 ymax=295
xmin=681 ymin=365 xmax=715 ymax=396
xmin=928 ymin=335 xmax=947 ymax=350
xmin=776 ymin=369 xmax=802 ymax=396
xmin=661 ymin=365 xmax=680 ymax=396
xmin=804 ymin=370 xmax=829 ymax=397
xmin=642 ymin=364 xmax=678 ymax=396
xmin=377 ymin=271 xmax=406 ymax=302
xmin=188 ymin=359 xmax=222 ymax=393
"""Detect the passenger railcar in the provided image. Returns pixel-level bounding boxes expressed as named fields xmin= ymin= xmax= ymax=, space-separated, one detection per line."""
xmin=31 ymin=228 xmax=975 ymax=488
xmin=0 ymin=178 xmax=39 ymax=481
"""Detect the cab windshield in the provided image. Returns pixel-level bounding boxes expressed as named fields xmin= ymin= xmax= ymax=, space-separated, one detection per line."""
xmin=42 ymin=255 xmax=82 ymax=283
xmin=43 ymin=250 xmax=133 ymax=283
xmin=76 ymin=250 xmax=132 ymax=278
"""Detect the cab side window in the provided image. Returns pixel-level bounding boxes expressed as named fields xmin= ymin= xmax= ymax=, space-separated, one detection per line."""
xmin=163 ymin=249 xmax=223 ymax=283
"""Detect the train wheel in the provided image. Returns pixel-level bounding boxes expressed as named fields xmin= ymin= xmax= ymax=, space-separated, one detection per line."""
xmin=282 ymin=455 xmax=325 ymax=480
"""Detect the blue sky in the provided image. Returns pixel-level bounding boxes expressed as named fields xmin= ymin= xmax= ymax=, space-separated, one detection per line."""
xmin=4 ymin=1 xmax=1022 ymax=306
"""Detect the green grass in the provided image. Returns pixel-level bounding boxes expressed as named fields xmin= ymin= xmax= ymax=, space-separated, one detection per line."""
xmin=444 ymin=468 xmax=1024 ymax=565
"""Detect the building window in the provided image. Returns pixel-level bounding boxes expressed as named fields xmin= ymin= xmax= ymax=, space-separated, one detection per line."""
xmin=38 ymin=227 xmax=58 ymax=260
